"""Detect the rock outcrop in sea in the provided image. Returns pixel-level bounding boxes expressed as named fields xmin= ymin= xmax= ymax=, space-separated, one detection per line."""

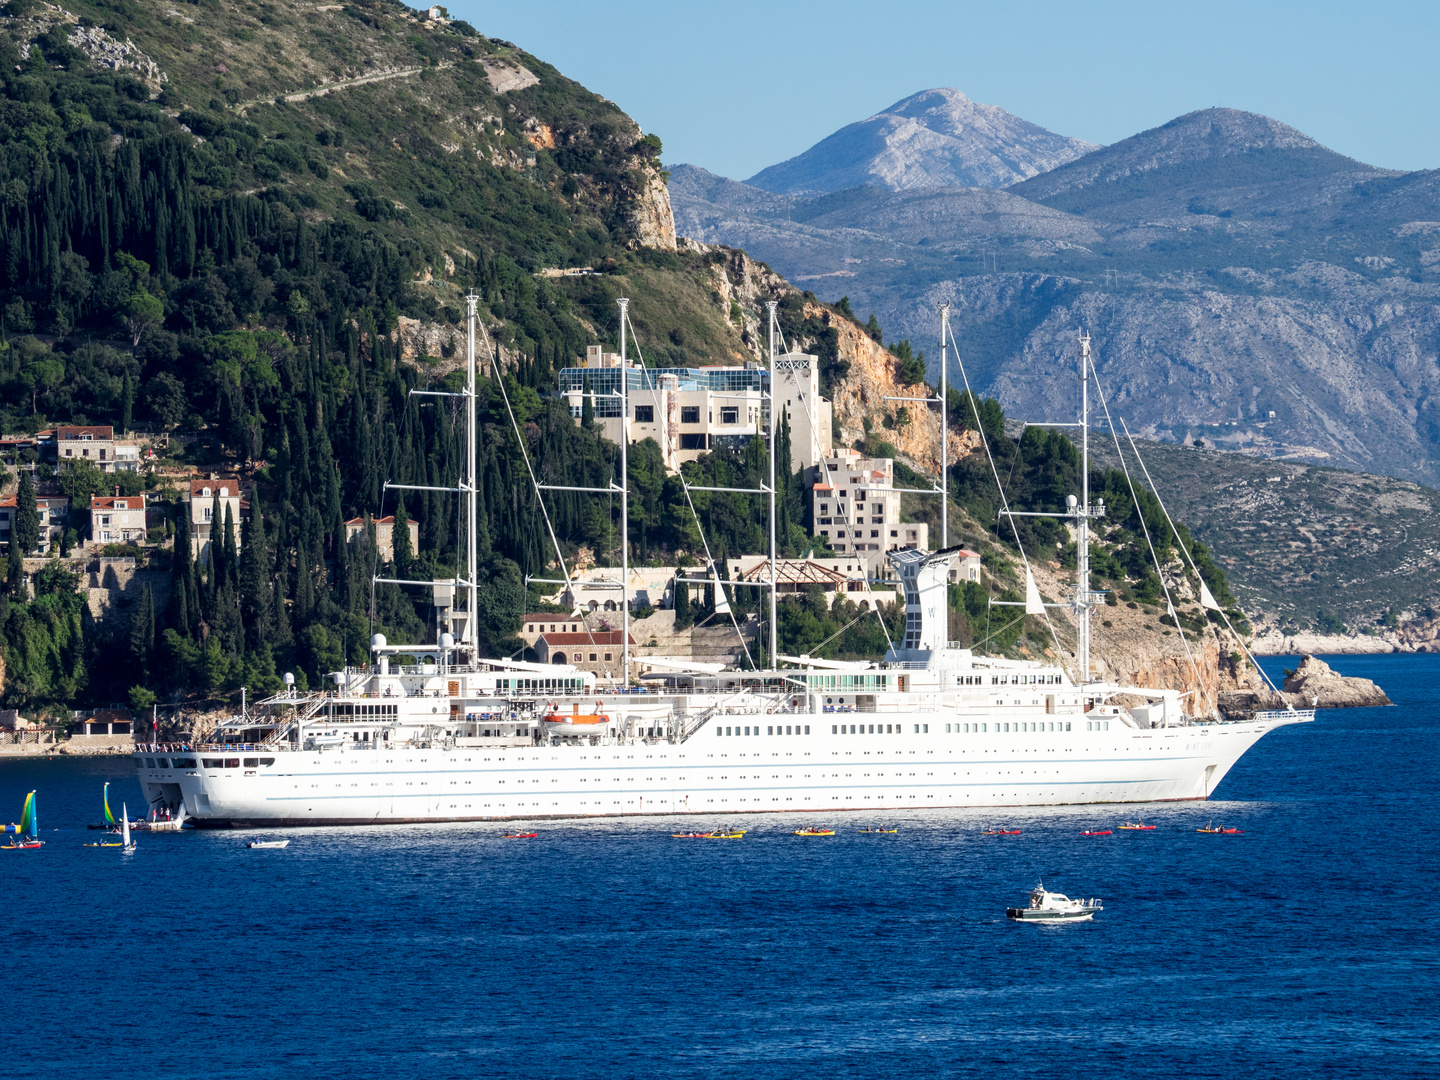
xmin=1280 ymin=654 xmax=1391 ymax=708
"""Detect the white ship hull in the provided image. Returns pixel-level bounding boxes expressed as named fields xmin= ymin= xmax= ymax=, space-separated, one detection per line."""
xmin=134 ymin=714 xmax=1294 ymax=827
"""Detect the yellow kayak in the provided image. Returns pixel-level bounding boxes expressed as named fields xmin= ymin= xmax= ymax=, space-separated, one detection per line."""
xmin=793 ymin=827 xmax=835 ymax=836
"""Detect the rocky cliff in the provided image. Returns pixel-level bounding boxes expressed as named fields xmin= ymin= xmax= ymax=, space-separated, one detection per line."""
xmin=811 ymin=301 xmax=980 ymax=475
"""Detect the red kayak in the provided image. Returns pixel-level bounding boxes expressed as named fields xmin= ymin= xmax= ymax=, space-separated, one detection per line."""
xmin=1081 ymin=829 xmax=1112 ymax=836
xmin=502 ymin=832 xmax=538 ymax=839
xmin=982 ymin=829 xmax=1022 ymax=836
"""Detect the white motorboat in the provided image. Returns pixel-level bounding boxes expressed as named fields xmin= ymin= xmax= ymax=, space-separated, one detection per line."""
xmin=246 ymin=839 xmax=291 ymax=849
xmin=1006 ymin=882 xmax=1101 ymax=923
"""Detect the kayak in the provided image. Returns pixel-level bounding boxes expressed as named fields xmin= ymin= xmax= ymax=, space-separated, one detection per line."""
xmin=983 ymin=829 xmax=1022 ymax=836
xmin=1081 ymin=829 xmax=1112 ymax=836
xmin=502 ymin=832 xmax=538 ymax=839
xmin=793 ymin=828 xmax=835 ymax=837
xmin=1118 ymin=822 xmax=1155 ymax=830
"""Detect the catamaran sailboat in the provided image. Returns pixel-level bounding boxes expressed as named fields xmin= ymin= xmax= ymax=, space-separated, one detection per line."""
xmin=132 ymin=300 xmax=1311 ymax=827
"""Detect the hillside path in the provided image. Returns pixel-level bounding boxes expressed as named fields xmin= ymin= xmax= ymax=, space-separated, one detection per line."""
xmin=234 ymin=63 xmax=452 ymax=111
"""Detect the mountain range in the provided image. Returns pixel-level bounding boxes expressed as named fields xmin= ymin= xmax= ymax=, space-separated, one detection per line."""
xmin=672 ymin=96 xmax=1440 ymax=486
xmin=746 ymin=88 xmax=1097 ymax=193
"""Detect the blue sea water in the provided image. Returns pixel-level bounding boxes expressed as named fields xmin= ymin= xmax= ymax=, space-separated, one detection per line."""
xmin=2 ymin=654 xmax=1437 ymax=1080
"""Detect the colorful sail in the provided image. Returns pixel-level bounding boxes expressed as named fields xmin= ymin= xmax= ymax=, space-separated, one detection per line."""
xmin=20 ymin=791 xmax=36 ymax=837
xmin=104 ymin=782 xmax=115 ymax=826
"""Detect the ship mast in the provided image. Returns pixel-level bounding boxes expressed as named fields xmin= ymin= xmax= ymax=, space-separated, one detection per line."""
xmin=766 ymin=302 xmax=778 ymax=669
xmin=1073 ymin=332 xmax=1105 ymax=684
xmin=618 ymin=297 xmax=631 ymax=686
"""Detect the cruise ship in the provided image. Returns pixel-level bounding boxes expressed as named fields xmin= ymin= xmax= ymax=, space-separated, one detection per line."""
xmin=134 ymin=302 xmax=1310 ymax=827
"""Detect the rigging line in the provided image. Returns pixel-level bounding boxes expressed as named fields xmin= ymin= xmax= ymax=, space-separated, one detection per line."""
xmin=1089 ymin=369 xmax=1205 ymax=708
xmin=623 ymin=310 xmax=755 ymax=668
xmin=772 ymin=319 xmax=896 ymax=654
xmin=1117 ymin=416 xmax=1290 ymax=709
xmin=974 ymin=612 xmax=1027 ymax=651
xmin=944 ymin=320 xmax=1069 ymax=674
xmin=476 ymin=319 xmax=599 ymax=645
xmin=808 ymin=609 xmax=873 ymax=655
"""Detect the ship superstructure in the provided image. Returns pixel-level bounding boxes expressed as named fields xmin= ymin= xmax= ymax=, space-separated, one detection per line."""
xmin=134 ymin=301 xmax=1310 ymax=827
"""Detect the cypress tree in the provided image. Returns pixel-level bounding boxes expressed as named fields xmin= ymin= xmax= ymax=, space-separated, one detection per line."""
xmin=129 ymin=582 xmax=155 ymax=679
xmin=221 ymin=503 xmax=239 ymax=591
xmin=119 ymin=370 xmax=133 ymax=434
xmin=391 ymin=498 xmax=412 ymax=576
xmin=239 ymin=502 xmax=274 ymax=653
xmin=13 ymin=472 xmax=40 ymax=554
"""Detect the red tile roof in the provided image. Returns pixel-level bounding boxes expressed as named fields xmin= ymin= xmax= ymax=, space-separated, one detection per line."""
xmin=57 ymin=425 xmax=114 ymax=440
xmin=538 ymin=631 xmax=635 ymax=646
xmin=90 ymin=494 xmax=146 ymax=511
xmin=190 ymin=477 xmax=242 ymax=497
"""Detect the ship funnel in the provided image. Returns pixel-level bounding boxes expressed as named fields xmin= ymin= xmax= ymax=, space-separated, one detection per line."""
xmin=886 ymin=546 xmax=963 ymax=658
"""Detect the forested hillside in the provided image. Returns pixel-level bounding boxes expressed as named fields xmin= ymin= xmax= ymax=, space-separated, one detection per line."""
xmin=0 ymin=0 xmax=1235 ymax=719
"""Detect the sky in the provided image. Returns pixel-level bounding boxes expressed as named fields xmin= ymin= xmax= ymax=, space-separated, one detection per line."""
xmin=453 ymin=0 xmax=1439 ymax=180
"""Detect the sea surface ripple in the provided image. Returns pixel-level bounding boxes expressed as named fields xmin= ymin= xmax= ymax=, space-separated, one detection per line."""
xmin=3 ymin=654 xmax=1437 ymax=1079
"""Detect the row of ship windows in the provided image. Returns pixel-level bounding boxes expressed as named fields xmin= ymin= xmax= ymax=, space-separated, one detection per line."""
xmin=139 ymin=757 xmax=277 ymax=769
xmin=940 ymin=722 xmax=1110 ymax=733
xmin=834 ymin=723 xmax=929 ymax=735
xmin=717 ymin=725 xmax=812 ymax=737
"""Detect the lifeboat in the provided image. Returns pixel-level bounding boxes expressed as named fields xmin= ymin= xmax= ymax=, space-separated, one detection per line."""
xmin=541 ymin=702 xmax=611 ymax=736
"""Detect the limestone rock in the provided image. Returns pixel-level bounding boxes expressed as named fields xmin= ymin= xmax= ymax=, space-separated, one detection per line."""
xmin=629 ymin=163 xmax=677 ymax=252
xmin=818 ymin=301 xmax=980 ymax=476
xmin=480 ymin=58 xmax=538 ymax=95
xmin=1281 ymin=654 xmax=1390 ymax=708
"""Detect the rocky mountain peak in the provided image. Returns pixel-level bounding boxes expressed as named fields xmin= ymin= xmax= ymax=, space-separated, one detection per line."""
xmin=1012 ymin=107 xmax=1365 ymax=204
xmin=745 ymin=87 xmax=1098 ymax=194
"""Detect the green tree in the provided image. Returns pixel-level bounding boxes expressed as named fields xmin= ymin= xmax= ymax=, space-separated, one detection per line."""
xmin=124 ymin=290 xmax=164 ymax=347
xmin=128 ymin=684 xmax=156 ymax=714
xmin=13 ymin=472 xmax=40 ymax=554
xmin=20 ymin=356 xmax=64 ymax=415
xmin=129 ymin=582 xmax=155 ymax=679
xmin=864 ymin=314 xmax=882 ymax=343
xmin=391 ymin=499 xmax=412 ymax=575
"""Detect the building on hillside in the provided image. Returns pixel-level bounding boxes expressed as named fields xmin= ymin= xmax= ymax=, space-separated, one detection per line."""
xmin=89 ymin=491 xmax=146 ymax=544
xmin=559 ymin=348 xmax=832 ymax=474
xmin=543 ymin=565 xmax=677 ymax=614
xmin=534 ymin=629 xmax=635 ymax=677
xmin=344 ymin=515 xmax=420 ymax=563
xmin=806 ymin=450 xmax=928 ymax=572
xmin=75 ymin=707 xmax=133 ymax=736
xmin=520 ymin=613 xmax=592 ymax=649
xmin=0 ymin=709 xmax=35 ymax=731
xmin=952 ymin=548 xmax=983 ymax=584
xmin=189 ymin=475 xmax=246 ymax=564
xmin=725 ymin=554 xmax=899 ymax=611
xmin=0 ymin=491 xmax=69 ymax=552
xmin=51 ymin=425 xmax=141 ymax=473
